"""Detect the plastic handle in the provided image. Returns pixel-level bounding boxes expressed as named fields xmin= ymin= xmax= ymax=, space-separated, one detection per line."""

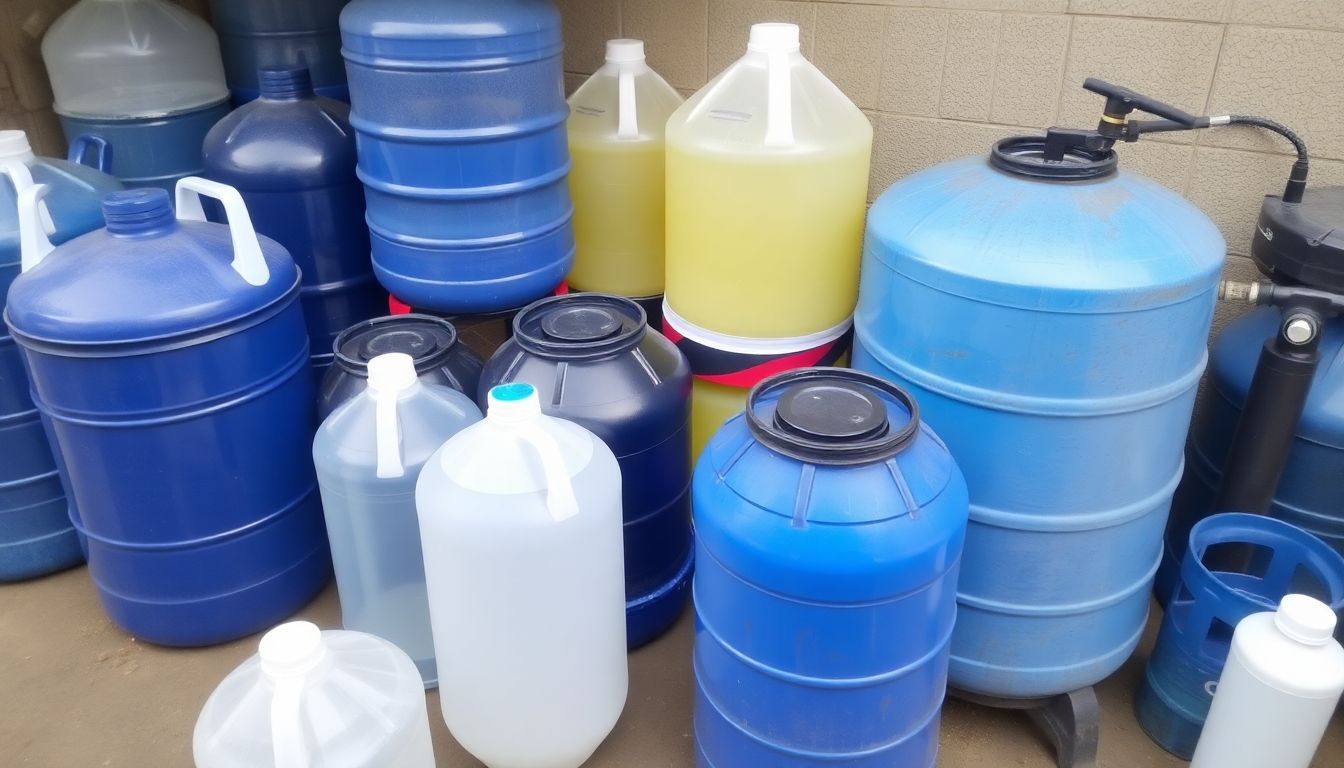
xmin=515 ymin=423 xmax=580 ymax=523
xmin=1083 ymin=77 xmax=1199 ymax=126
xmin=67 ymin=135 xmax=112 ymax=173
xmin=174 ymin=177 xmax=271 ymax=287
xmin=270 ymin=675 xmax=310 ymax=767
xmin=3 ymin=159 xmax=56 ymax=262
xmin=764 ymin=49 xmax=794 ymax=148
xmin=374 ymin=388 xmax=405 ymax=479
xmin=15 ymin=183 xmax=56 ymax=273
xmin=617 ymin=65 xmax=639 ymax=140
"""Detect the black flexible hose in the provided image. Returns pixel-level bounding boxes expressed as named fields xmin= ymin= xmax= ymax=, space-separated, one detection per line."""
xmin=1226 ymin=115 xmax=1310 ymax=202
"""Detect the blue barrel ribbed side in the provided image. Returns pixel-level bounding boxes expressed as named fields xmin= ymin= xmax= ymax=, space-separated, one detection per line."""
xmin=340 ymin=0 xmax=574 ymax=313
xmin=855 ymin=155 xmax=1224 ymax=699
xmin=60 ymin=101 xmax=232 ymax=193
xmin=1158 ymin=309 xmax=1344 ymax=606
xmin=209 ymin=0 xmax=351 ymax=105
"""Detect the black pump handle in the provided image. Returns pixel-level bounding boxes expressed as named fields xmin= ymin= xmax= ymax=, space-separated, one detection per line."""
xmin=1083 ymin=78 xmax=1199 ymax=126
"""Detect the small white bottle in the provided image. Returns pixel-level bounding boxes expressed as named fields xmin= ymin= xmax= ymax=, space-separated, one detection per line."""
xmin=1190 ymin=594 xmax=1344 ymax=768
xmin=193 ymin=621 xmax=435 ymax=768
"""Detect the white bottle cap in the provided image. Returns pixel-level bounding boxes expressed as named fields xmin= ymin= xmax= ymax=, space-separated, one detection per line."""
xmin=259 ymin=621 xmax=328 ymax=677
xmin=748 ymin=23 xmax=801 ymax=54
xmin=366 ymin=352 xmax=418 ymax=395
xmin=0 ymin=130 xmax=35 ymax=162
xmin=1274 ymin=594 xmax=1338 ymax=646
xmin=605 ymin=39 xmax=645 ymax=64
xmin=488 ymin=382 xmax=543 ymax=425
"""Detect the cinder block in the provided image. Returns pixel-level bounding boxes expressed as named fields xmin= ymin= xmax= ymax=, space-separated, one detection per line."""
xmin=707 ymin=0 xmax=816 ymax=79
xmin=1115 ymin=139 xmax=1196 ymax=194
xmin=1231 ymin=0 xmax=1344 ymax=32
xmin=1066 ymin=0 xmax=1230 ymax=23
xmin=869 ymin=113 xmax=1018 ymax=200
xmin=990 ymin=13 xmax=1070 ymax=128
xmin=564 ymin=71 xmax=587 ymax=98
xmin=939 ymin=10 xmax=1000 ymax=121
xmin=557 ymin=0 xmax=621 ymax=75
xmin=1204 ymin=25 xmax=1344 ymax=161
xmin=814 ymin=2 xmax=886 ymax=110
xmin=878 ymin=7 xmax=949 ymax=117
xmin=623 ymin=0 xmax=710 ymax=90
xmin=942 ymin=1 xmax=1069 ymax=11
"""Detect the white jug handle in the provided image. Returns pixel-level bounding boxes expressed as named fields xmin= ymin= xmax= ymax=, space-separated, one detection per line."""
xmin=3 ymin=159 xmax=56 ymax=254
xmin=516 ymin=423 xmax=580 ymax=523
xmin=617 ymin=65 xmax=639 ymax=140
xmin=764 ymin=49 xmax=794 ymax=148
xmin=174 ymin=177 xmax=271 ymax=287
xmin=270 ymin=676 xmax=310 ymax=767
xmin=16 ymin=183 xmax=55 ymax=273
xmin=374 ymin=387 xmax=405 ymax=479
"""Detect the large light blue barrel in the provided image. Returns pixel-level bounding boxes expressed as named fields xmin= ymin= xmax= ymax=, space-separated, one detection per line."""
xmin=340 ymin=0 xmax=574 ymax=314
xmin=853 ymin=138 xmax=1225 ymax=699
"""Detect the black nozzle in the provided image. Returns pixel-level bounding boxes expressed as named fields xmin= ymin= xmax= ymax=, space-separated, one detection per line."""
xmin=1082 ymin=78 xmax=1200 ymax=136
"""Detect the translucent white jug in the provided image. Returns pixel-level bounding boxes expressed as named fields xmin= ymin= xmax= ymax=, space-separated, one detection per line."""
xmin=1190 ymin=594 xmax=1344 ymax=768
xmin=664 ymin=22 xmax=871 ymax=338
xmin=313 ymin=352 xmax=482 ymax=689
xmin=566 ymin=39 xmax=683 ymax=297
xmin=193 ymin=621 xmax=435 ymax=768
xmin=42 ymin=0 xmax=228 ymax=118
xmin=416 ymin=382 xmax=627 ymax=768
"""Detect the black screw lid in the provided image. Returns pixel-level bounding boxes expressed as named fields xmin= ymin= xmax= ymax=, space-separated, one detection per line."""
xmin=514 ymin=294 xmax=646 ymax=360
xmin=990 ymin=136 xmax=1117 ymax=181
xmin=747 ymin=368 xmax=921 ymax=465
xmin=333 ymin=314 xmax=461 ymax=376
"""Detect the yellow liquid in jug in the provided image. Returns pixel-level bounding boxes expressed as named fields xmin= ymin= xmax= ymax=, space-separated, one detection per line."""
xmin=567 ymin=136 xmax=667 ymax=297
xmin=665 ymin=143 xmax=871 ymax=338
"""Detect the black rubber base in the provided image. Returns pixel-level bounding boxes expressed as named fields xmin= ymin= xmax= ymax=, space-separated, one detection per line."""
xmin=950 ymin=687 xmax=1100 ymax=768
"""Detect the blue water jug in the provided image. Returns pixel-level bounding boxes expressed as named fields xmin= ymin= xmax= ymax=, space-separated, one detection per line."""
xmin=209 ymin=0 xmax=351 ymax=104
xmin=203 ymin=66 xmax=383 ymax=372
xmin=1159 ymin=307 xmax=1344 ymax=605
xmin=0 ymin=130 xmax=121 ymax=580
xmin=5 ymin=180 xmax=330 ymax=645
xmin=694 ymin=368 xmax=968 ymax=767
xmin=480 ymin=294 xmax=693 ymax=647
xmin=340 ymin=0 xmax=574 ymax=313
xmin=854 ymin=136 xmax=1225 ymax=700
xmin=1136 ymin=513 xmax=1344 ymax=759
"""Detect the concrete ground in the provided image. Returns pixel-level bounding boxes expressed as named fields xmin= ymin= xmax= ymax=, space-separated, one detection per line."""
xmin=2 ymin=567 xmax=1341 ymax=766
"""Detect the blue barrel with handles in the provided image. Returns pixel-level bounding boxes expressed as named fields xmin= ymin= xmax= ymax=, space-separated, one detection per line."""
xmin=203 ymin=66 xmax=383 ymax=372
xmin=209 ymin=0 xmax=351 ymax=104
xmin=694 ymin=368 xmax=968 ymax=767
xmin=5 ymin=180 xmax=330 ymax=645
xmin=854 ymin=136 xmax=1225 ymax=700
xmin=60 ymin=104 xmax=232 ymax=194
xmin=480 ymin=294 xmax=693 ymax=648
xmin=1137 ymin=513 xmax=1344 ymax=758
xmin=339 ymin=0 xmax=574 ymax=313
xmin=1158 ymin=308 xmax=1344 ymax=605
xmin=0 ymin=130 xmax=121 ymax=580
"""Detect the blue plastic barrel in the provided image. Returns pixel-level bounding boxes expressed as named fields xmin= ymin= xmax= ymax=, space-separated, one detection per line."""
xmin=4 ymin=182 xmax=330 ymax=645
xmin=0 ymin=130 xmax=121 ymax=580
xmin=209 ymin=0 xmax=351 ymax=104
xmin=61 ymin=103 xmax=232 ymax=193
xmin=340 ymin=0 xmax=574 ymax=313
xmin=854 ymin=137 xmax=1225 ymax=700
xmin=203 ymin=66 xmax=383 ymax=372
xmin=1137 ymin=513 xmax=1344 ymax=758
xmin=694 ymin=368 xmax=968 ymax=767
xmin=1158 ymin=308 xmax=1344 ymax=605
xmin=480 ymin=294 xmax=693 ymax=647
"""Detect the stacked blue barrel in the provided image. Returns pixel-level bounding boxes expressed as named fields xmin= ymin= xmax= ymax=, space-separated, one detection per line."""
xmin=209 ymin=0 xmax=352 ymax=105
xmin=340 ymin=0 xmax=574 ymax=314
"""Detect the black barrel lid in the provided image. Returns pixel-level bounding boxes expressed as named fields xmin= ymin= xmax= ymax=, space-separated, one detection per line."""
xmin=513 ymin=294 xmax=646 ymax=360
xmin=333 ymin=314 xmax=462 ymax=376
xmin=747 ymin=368 xmax=920 ymax=465
xmin=1252 ymin=186 xmax=1344 ymax=293
xmin=990 ymin=136 xmax=1118 ymax=181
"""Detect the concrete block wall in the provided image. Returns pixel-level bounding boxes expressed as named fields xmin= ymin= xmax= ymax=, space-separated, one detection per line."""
xmin=558 ymin=0 xmax=1344 ymax=334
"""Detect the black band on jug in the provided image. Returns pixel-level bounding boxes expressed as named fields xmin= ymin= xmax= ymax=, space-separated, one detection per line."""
xmin=334 ymin=314 xmax=462 ymax=377
xmin=747 ymin=368 xmax=921 ymax=465
xmin=662 ymin=307 xmax=851 ymax=389
xmin=513 ymin=294 xmax=646 ymax=360
xmin=990 ymin=136 xmax=1118 ymax=181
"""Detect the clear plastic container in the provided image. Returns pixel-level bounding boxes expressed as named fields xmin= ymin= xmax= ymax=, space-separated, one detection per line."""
xmin=417 ymin=382 xmax=627 ymax=768
xmin=193 ymin=621 xmax=435 ymax=768
xmin=1190 ymin=595 xmax=1344 ymax=768
xmin=313 ymin=352 xmax=482 ymax=688
xmin=42 ymin=0 xmax=228 ymax=119
xmin=566 ymin=40 xmax=683 ymax=297
xmin=664 ymin=23 xmax=871 ymax=338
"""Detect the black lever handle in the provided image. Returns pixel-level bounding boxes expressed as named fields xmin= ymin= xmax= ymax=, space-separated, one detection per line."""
xmin=1083 ymin=78 xmax=1199 ymax=126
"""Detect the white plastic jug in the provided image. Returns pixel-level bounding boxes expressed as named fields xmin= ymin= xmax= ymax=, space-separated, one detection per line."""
xmin=192 ymin=621 xmax=435 ymax=768
xmin=313 ymin=352 xmax=482 ymax=689
xmin=566 ymin=39 xmax=683 ymax=297
xmin=664 ymin=22 xmax=871 ymax=339
xmin=1190 ymin=594 xmax=1344 ymax=768
xmin=416 ymin=382 xmax=627 ymax=768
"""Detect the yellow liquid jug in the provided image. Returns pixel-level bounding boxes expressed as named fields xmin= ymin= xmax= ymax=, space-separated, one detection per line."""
xmin=567 ymin=40 xmax=683 ymax=298
xmin=665 ymin=23 xmax=872 ymax=339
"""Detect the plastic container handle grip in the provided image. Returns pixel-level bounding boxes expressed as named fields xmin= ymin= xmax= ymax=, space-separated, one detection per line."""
xmin=174 ymin=177 xmax=271 ymax=287
xmin=764 ymin=48 xmax=794 ymax=148
xmin=617 ymin=65 xmax=639 ymax=140
xmin=515 ymin=423 xmax=580 ymax=523
xmin=67 ymin=135 xmax=112 ymax=173
xmin=270 ymin=675 xmax=310 ymax=767
xmin=3 ymin=160 xmax=56 ymax=256
xmin=375 ymin=387 xmax=405 ymax=479
xmin=15 ymin=183 xmax=56 ymax=273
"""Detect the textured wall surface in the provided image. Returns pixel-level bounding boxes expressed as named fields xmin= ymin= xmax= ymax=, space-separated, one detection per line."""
xmin=558 ymin=0 xmax=1344 ymax=333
